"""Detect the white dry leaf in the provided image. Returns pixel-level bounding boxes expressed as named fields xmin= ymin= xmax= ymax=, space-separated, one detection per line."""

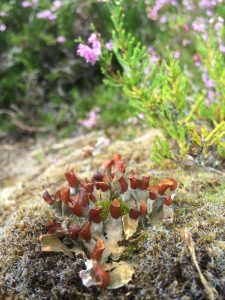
xmin=39 ymin=234 xmax=73 ymax=257
xmin=107 ymin=261 xmax=135 ymax=289
xmin=91 ymin=222 xmax=104 ymax=238
xmin=79 ymin=260 xmax=96 ymax=288
xmin=122 ymin=214 xmax=139 ymax=240
xmin=103 ymin=217 xmax=125 ymax=261
xmin=80 ymin=260 xmax=135 ymax=290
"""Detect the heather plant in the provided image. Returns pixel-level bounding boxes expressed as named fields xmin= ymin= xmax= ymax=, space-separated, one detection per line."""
xmin=0 ymin=0 xmax=114 ymax=133
xmin=41 ymin=154 xmax=177 ymax=288
xmin=77 ymin=0 xmax=225 ymax=164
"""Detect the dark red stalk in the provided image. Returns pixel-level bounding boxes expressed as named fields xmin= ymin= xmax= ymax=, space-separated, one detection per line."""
xmin=80 ymin=222 xmax=91 ymax=241
xmin=91 ymin=238 xmax=105 ymax=261
xmin=117 ymin=175 xmax=128 ymax=194
xmin=65 ymin=169 xmax=79 ymax=188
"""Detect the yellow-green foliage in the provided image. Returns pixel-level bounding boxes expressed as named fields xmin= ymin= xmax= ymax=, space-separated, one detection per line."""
xmin=100 ymin=0 xmax=225 ymax=162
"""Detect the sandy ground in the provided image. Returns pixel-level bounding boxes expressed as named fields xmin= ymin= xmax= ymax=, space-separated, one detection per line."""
xmin=0 ymin=129 xmax=224 ymax=299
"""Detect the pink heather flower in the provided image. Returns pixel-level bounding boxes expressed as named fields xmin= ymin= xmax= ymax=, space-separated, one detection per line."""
xmin=56 ymin=35 xmax=66 ymax=43
xmin=52 ymin=0 xmax=63 ymax=11
xmin=22 ymin=1 xmax=31 ymax=7
xmin=160 ymin=15 xmax=167 ymax=24
xmin=193 ymin=53 xmax=201 ymax=67
xmin=150 ymin=52 xmax=159 ymax=64
xmin=22 ymin=0 xmax=38 ymax=8
xmin=147 ymin=46 xmax=154 ymax=53
xmin=77 ymin=44 xmax=99 ymax=65
xmin=199 ymin=0 xmax=216 ymax=9
xmin=88 ymin=33 xmax=101 ymax=49
xmin=144 ymin=67 xmax=150 ymax=75
xmin=79 ymin=111 xmax=99 ymax=129
xmin=0 ymin=24 xmax=6 ymax=32
xmin=192 ymin=18 xmax=206 ymax=32
xmin=77 ymin=33 xmax=101 ymax=65
xmin=183 ymin=0 xmax=194 ymax=11
xmin=206 ymin=90 xmax=216 ymax=106
xmin=214 ymin=18 xmax=224 ymax=31
xmin=174 ymin=51 xmax=180 ymax=59
xmin=37 ymin=10 xmax=56 ymax=20
xmin=106 ymin=40 xmax=113 ymax=51
xmin=202 ymin=73 xmax=215 ymax=89
xmin=219 ymin=43 xmax=225 ymax=54
xmin=146 ymin=7 xmax=159 ymax=21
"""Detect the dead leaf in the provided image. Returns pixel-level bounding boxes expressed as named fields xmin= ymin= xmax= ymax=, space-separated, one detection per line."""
xmin=39 ymin=234 xmax=73 ymax=257
xmin=103 ymin=217 xmax=124 ymax=261
xmin=180 ymin=228 xmax=216 ymax=300
xmin=122 ymin=214 xmax=139 ymax=240
xmin=107 ymin=261 xmax=135 ymax=289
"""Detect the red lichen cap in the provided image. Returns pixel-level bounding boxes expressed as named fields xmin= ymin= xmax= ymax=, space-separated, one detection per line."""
xmin=140 ymin=200 xmax=147 ymax=216
xmin=160 ymin=178 xmax=177 ymax=191
xmin=68 ymin=196 xmax=83 ymax=216
xmin=148 ymin=185 xmax=158 ymax=200
xmin=140 ymin=176 xmax=150 ymax=190
xmin=93 ymin=261 xmax=110 ymax=289
xmin=91 ymin=238 xmax=105 ymax=261
xmin=43 ymin=191 xmax=55 ymax=205
xmin=45 ymin=220 xmax=61 ymax=234
xmin=65 ymin=169 xmax=79 ymax=188
xmin=129 ymin=208 xmax=141 ymax=219
xmin=157 ymin=178 xmax=177 ymax=195
xmin=95 ymin=181 xmax=109 ymax=192
xmin=80 ymin=222 xmax=91 ymax=241
xmin=110 ymin=199 xmax=121 ymax=219
xmin=102 ymin=159 xmax=113 ymax=170
xmin=117 ymin=175 xmax=128 ymax=194
xmin=58 ymin=187 xmax=70 ymax=203
xmin=68 ymin=224 xmax=81 ymax=240
xmin=78 ymin=188 xmax=89 ymax=207
xmin=83 ymin=182 xmax=94 ymax=194
xmin=164 ymin=194 xmax=172 ymax=206
xmin=92 ymin=172 xmax=104 ymax=182
xmin=89 ymin=207 xmax=102 ymax=224
xmin=129 ymin=176 xmax=141 ymax=189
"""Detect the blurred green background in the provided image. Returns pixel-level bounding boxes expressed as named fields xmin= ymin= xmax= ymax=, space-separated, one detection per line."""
xmin=0 ymin=0 xmax=224 ymax=138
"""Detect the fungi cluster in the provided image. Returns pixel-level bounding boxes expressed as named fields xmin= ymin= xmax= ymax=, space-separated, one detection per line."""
xmin=41 ymin=154 xmax=177 ymax=289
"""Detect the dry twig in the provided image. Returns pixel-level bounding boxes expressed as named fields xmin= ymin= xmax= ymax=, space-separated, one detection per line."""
xmin=180 ymin=228 xmax=216 ymax=300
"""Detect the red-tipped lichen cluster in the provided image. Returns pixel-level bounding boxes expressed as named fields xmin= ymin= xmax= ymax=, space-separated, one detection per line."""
xmin=42 ymin=154 xmax=177 ymax=288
